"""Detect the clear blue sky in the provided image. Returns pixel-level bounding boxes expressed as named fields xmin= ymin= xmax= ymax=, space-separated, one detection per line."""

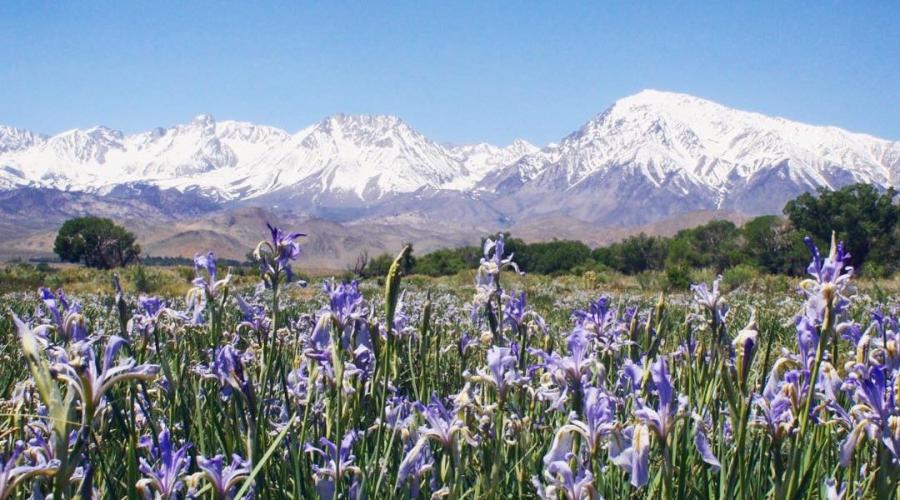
xmin=1 ymin=1 xmax=898 ymax=145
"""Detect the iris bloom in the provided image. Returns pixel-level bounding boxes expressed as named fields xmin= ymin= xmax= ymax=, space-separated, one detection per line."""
xmin=530 ymin=329 xmax=596 ymax=410
xmin=635 ymin=357 xmax=686 ymax=444
xmin=415 ymin=395 xmax=478 ymax=449
xmin=609 ymin=423 xmax=651 ymax=488
xmin=254 ymin=223 xmax=305 ymax=285
xmin=197 ymin=344 xmax=254 ymax=404
xmin=48 ymin=336 xmax=160 ymax=421
xmin=137 ymin=425 xmax=191 ymax=499
xmin=692 ymin=413 xmax=721 ymax=471
xmin=536 ymin=425 xmax=598 ymax=499
xmin=0 ymin=441 xmax=60 ymax=498
xmin=691 ymin=276 xmax=729 ymax=328
xmin=194 ymin=453 xmax=252 ymax=499
xmin=130 ymin=295 xmax=187 ymax=337
xmin=470 ymin=345 xmax=528 ymax=400
xmin=39 ymin=287 xmax=87 ymax=342
xmin=234 ymin=294 xmax=271 ymax=338
xmin=836 ymin=364 xmax=899 ymax=466
xmin=186 ymin=252 xmax=232 ymax=324
xmin=395 ymin=432 xmax=436 ymax=498
xmin=304 ymin=431 xmax=362 ymax=500
xmin=548 ymin=386 xmax=617 ymax=458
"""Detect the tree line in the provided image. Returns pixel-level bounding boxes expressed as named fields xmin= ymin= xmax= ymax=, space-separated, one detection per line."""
xmin=53 ymin=183 xmax=897 ymax=279
xmin=360 ymin=183 xmax=898 ymax=279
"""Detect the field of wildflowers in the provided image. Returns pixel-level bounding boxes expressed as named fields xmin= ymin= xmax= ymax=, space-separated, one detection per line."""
xmin=0 ymin=224 xmax=897 ymax=499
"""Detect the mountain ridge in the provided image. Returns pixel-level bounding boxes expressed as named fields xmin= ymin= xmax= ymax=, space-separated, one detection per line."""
xmin=1 ymin=90 xmax=897 ymax=230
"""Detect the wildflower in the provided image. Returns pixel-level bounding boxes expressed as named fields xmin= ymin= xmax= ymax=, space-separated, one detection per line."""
xmin=137 ymin=425 xmax=191 ymax=499
xmin=635 ymin=357 xmax=686 ymax=443
xmin=395 ymin=433 xmax=436 ymax=498
xmin=609 ymin=423 xmax=651 ymax=488
xmin=504 ymin=291 xmax=546 ymax=333
xmin=194 ymin=453 xmax=252 ymax=499
xmin=130 ymin=295 xmax=186 ymax=337
xmin=836 ymin=363 xmax=899 ymax=466
xmin=478 ymin=233 xmax=520 ymax=281
xmin=304 ymin=431 xmax=362 ymax=500
xmin=551 ymin=386 xmax=616 ymax=456
xmin=824 ymin=477 xmax=846 ymax=500
xmin=39 ymin=287 xmax=87 ymax=341
xmin=196 ymin=344 xmax=254 ymax=404
xmin=48 ymin=336 xmax=160 ymax=421
xmin=732 ymin=312 xmax=758 ymax=390
xmin=254 ymin=223 xmax=305 ymax=286
xmin=414 ymin=395 xmax=478 ymax=449
xmin=186 ymin=252 xmax=232 ymax=323
xmin=691 ymin=276 xmax=729 ymax=329
xmin=470 ymin=345 xmax=528 ymax=400
xmin=530 ymin=329 xmax=596 ymax=410
xmin=0 ymin=440 xmax=60 ymax=498
xmin=234 ymin=294 xmax=271 ymax=338
xmin=692 ymin=413 xmax=721 ymax=471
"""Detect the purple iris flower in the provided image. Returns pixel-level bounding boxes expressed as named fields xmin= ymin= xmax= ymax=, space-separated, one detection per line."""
xmin=197 ymin=344 xmax=254 ymax=403
xmin=609 ymin=423 xmax=651 ymax=488
xmin=188 ymin=251 xmax=231 ymax=324
xmin=530 ymin=329 xmax=595 ymax=410
xmin=38 ymin=287 xmax=86 ymax=341
xmin=137 ymin=425 xmax=191 ymax=499
xmin=0 ymin=440 xmax=60 ymax=498
xmin=824 ymin=477 xmax=846 ymax=500
xmin=195 ymin=453 xmax=252 ymax=499
xmin=395 ymin=432 xmax=437 ymax=498
xmin=415 ymin=395 xmax=477 ymax=449
xmin=130 ymin=295 xmax=186 ymax=337
xmin=324 ymin=280 xmax=368 ymax=328
xmin=234 ymin=294 xmax=271 ymax=338
xmin=572 ymin=295 xmax=629 ymax=355
xmin=551 ymin=386 xmax=616 ymax=456
xmin=753 ymin=358 xmax=806 ymax=442
xmin=304 ymin=431 xmax=362 ymax=500
xmin=803 ymin=234 xmax=852 ymax=288
xmin=692 ymin=413 xmax=721 ymax=471
xmin=255 ymin=223 xmax=305 ymax=285
xmin=635 ymin=357 xmax=686 ymax=443
xmin=533 ymin=459 xmax=597 ymax=500
xmin=474 ymin=345 xmax=528 ymax=399
xmin=480 ymin=233 xmax=520 ymax=277
xmin=48 ymin=336 xmax=160 ymax=420
xmin=691 ymin=276 xmax=729 ymax=326
xmin=536 ymin=424 xmax=599 ymax=498
xmin=836 ymin=364 xmax=899 ymax=466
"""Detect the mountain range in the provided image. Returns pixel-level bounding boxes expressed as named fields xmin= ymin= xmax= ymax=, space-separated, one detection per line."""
xmin=1 ymin=90 xmax=897 ymax=267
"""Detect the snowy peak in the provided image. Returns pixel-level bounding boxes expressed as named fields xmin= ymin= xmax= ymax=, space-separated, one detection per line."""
xmin=544 ymin=89 xmax=898 ymax=190
xmin=0 ymin=126 xmax=46 ymax=153
xmin=240 ymin=114 xmax=472 ymax=200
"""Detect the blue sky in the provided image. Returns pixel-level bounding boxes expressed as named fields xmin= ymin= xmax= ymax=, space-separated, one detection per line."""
xmin=1 ymin=1 xmax=897 ymax=145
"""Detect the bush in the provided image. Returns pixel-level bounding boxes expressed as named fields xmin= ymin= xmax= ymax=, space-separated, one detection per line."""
xmin=665 ymin=265 xmax=692 ymax=291
xmin=722 ymin=264 xmax=759 ymax=292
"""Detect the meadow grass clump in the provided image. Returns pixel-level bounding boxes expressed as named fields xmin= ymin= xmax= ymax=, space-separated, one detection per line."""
xmin=0 ymin=228 xmax=897 ymax=499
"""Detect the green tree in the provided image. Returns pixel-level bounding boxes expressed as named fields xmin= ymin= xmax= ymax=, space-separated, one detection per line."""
xmin=784 ymin=184 xmax=899 ymax=273
xmin=741 ymin=215 xmax=808 ymax=275
xmin=54 ymin=217 xmax=141 ymax=269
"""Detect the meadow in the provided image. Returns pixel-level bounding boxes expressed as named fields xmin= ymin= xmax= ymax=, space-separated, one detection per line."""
xmin=0 ymin=225 xmax=897 ymax=499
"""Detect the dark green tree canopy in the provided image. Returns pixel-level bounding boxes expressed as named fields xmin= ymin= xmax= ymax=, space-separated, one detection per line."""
xmin=784 ymin=184 xmax=898 ymax=273
xmin=54 ymin=217 xmax=141 ymax=269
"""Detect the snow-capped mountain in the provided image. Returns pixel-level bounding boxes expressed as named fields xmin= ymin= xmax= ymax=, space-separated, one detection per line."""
xmin=446 ymin=139 xmax=540 ymax=189
xmin=487 ymin=90 xmax=899 ymax=224
xmin=1 ymin=90 xmax=897 ymax=228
